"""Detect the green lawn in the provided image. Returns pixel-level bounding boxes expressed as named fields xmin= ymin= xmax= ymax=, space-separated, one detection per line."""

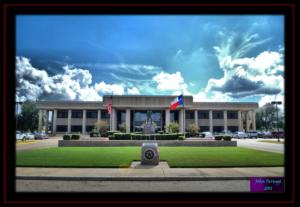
xmin=16 ymin=147 xmax=284 ymax=168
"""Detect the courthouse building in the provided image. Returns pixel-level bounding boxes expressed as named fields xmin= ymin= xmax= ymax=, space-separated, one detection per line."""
xmin=36 ymin=95 xmax=258 ymax=134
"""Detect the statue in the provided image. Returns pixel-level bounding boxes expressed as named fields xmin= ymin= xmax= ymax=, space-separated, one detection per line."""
xmin=143 ymin=110 xmax=155 ymax=134
xmin=146 ymin=110 xmax=153 ymax=123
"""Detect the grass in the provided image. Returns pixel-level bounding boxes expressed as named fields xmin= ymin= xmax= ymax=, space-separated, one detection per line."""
xmin=16 ymin=147 xmax=284 ymax=168
xmin=257 ymin=140 xmax=284 ymax=144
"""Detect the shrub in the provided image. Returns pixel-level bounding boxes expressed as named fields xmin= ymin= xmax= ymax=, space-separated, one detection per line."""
xmin=158 ymin=130 xmax=164 ymax=134
xmin=214 ymin=135 xmax=223 ymax=141
xmin=63 ymin=134 xmax=71 ymax=140
xmin=118 ymin=122 xmax=126 ymax=133
xmin=167 ymin=122 xmax=179 ymax=133
xmin=90 ymin=132 xmax=100 ymax=137
xmin=108 ymin=135 xmax=115 ymax=140
xmin=187 ymin=123 xmax=199 ymax=137
xmin=223 ymin=136 xmax=232 ymax=141
xmin=94 ymin=120 xmax=109 ymax=135
xmin=178 ymin=135 xmax=185 ymax=140
xmin=114 ymin=133 xmax=131 ymax=140
xmin=71 ymin=134 xmax=80 ymax=140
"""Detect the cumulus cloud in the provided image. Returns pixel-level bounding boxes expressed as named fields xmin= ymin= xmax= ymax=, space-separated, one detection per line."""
xmin=15 ymin=56 xmax=139 ymax=101
xmin=127 ymin=87 xmax=140 ymax=95
xmin=152 ymin=71 xmax=190 ymax=95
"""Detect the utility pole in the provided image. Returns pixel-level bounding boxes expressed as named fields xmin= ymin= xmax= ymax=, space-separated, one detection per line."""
xmin=271 ymin=101 xmax=282 ymax=142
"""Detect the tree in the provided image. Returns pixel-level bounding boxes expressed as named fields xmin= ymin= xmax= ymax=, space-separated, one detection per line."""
xmin=187 ymin=123 xmax=199 ymax=137
xmin=94 ymin=120 xmax=109 ymax=134
xmin=256 ymin=104 xmax=279 ymax=131
xmin=118 ymin=122 xmax=126 ymax=133
xmin=17 ymin=101 xmax=39 ymax=132
xmin=166 ymin=122 xmax=179 ymax=133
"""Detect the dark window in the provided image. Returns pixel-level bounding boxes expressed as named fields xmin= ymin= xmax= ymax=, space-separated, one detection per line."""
xmin=213 ymin=111 xmax=224 ymax=119
xmin=198 ymin=110 xmax=209 ymax=119
xmin=228 ymin=126 xmax=238 ymax=132
xmin=56 ymin=125 xmax=67 ymax=132
xmin=213 ymin=126 xmax=224 ymax=133
xmin=228 ymin=111 xmax=238 ymax=119
xmin=199 ymin=126 xmax=209 ymax=132
xmin=101 ymin=110 xmax=110 ymax=119
xmin=170 ymin=111 xmax=179 ymax=122
xmin=86 ymin=125 xmax=95 ymax=132
xmin=72 ymin=110 xmax=83 ymax=118
xmin=71 ymin=125 xmax=82 ymax=132
xmin=185 ymin=111 xmax=194 ymax=119
xmin=57 ymin=110 xmax=68 ymax=118
xmin=87 ymin=110 xmax=97 ymax=118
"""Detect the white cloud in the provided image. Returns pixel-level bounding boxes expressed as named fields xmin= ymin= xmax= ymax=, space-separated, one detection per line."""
xmin=127 ymin=87 xmax=140 ymax=95
xmin=94 ymin=81 xmax=125 ymax=95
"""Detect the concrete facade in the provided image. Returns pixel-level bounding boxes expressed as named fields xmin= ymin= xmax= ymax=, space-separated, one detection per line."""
xmin=36 ymin=95 xmax=258 ymax=134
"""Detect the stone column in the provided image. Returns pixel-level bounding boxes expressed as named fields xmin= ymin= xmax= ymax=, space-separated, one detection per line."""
xmin=224 ymin=110 xmax=228 ymax=131
xmin=112 ymin=108 xmax=117 ymax=131
xmin=82 ymin=109 xmax=86 ymax=134
xmin=45 ymin=110 xmax=49 ymax=133
xmin=209 ymin=110 xmax=213 ymax=133
xmin=179 ymin=109 xmax=184 ymax=133
xmin=246 ymin=111 xmax=250 ymax=132
xmin=53 ymin=109 xmax=57 ymax=134
xmin=238 ymin=110 xmax=243 ymax=131
xmin=165 ymin=109 xmax=170 ymax=132
xmin=194 ymin=110 xmax=198 ymax=127
xmin=67 ymin=109 xmax=71 ymax=133
xmin=126 ymin=109 xmax=131 ymax=133
xmin=97 ymin=109 xmax=101 ymax=121
xmin=252 ymin=110 xmax=256 ymax=131
xmin=38 ymin=109 xmax=43 ymax=132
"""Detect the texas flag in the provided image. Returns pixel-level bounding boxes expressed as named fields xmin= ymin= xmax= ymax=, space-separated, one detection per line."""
xmin=107 ymin=101 xmax=112 ymax=114
xmin=170 ymin=95 xmax=184 ymax=110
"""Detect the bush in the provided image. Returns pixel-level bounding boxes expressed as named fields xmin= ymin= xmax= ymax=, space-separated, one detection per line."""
xmin=187 ymin=123 xmax=199 ymax=137
xmin=63 ymin=134 xmax=71 ymax=140
xmin=71 ymin=134 xmax=80 ymax=140
xmin=214 ymin=135 xmax=223 ymax=141
xmin=114 ymin=133 xmax=131 ymax=140
xmin=167 ymin=122 xmax=179 ymax=133
xmin=118 ymin=122 xmax=126 ymax=133
xmin=158 ymin=130 xmax=164 ymax=134
xmin=108 ymin=135 xmax=115 ymax=140
xmin=94 ymin=120 xmax=109 ymax=135
xmin=90 ymin=132 xmax=100 ymax=137
xmin=178 ymin=135 xmax=185 ymax=140
xmin=223 ymin=136 xmax=232 ymax=141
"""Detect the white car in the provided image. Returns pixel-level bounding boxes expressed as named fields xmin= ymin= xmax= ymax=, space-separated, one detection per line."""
xmin=24 ymin=133 xmax=35 ymax=140
xmin=202 ymin=131 xmax=215 ymax=139
xmin=16 ymin=131 xmax=26 ymax=141
xmin=233 ymin=131 xmax=249 ymax=139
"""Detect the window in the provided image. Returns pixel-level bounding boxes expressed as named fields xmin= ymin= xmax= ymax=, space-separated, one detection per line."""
xmin=56 ymin=125 xmax=67 ymax=132
xmin=87 ymin=110 xmax=97 ymax=118
xmin=228 ymin=126 xmax=238 ymax=132
xmin=228 ymin=111 xmax=238 ymax=119
xmin=185 ymin=111 xmax=194 ymax=119
xmin=71 ymin=125 xmax=82 ymax=132
xmin=198 ymin=110 xmax=209 ymax=119
xmin=101 ymin=110 xmax=110 ymax=119
xmin=57 ymin=110 xmax=68 ymax=118
xmin=213 ymin=126 xmax=224 ymax=133
xmin=199 ymin=126 xmax=209 ymax=132
xmin=86 ymin=125 xmax=95 ymax=132
xmin=213 ymin=111 xmax=223 ymax=119
xmin=72 ymin=110 xmax=83 ymax=118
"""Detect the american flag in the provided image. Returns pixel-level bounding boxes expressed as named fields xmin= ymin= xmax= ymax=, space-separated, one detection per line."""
xmin=107 ymin=101 xmax=112 ymax=114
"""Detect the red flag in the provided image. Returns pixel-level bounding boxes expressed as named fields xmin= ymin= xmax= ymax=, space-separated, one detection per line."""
xmin=107 ymin=101 xmax=112 ymax=114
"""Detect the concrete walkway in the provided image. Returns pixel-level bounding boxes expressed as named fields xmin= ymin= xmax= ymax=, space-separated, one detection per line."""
xmin=16 ymin=162 xmax=284 ymax=181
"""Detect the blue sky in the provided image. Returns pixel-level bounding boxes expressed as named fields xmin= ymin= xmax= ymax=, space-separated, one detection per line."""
xmin=16 ymin=15 xmax=284 ymax=107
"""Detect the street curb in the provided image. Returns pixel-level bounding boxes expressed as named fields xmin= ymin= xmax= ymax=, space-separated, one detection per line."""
xmin=16 ymin=176 xmax=250 ymax=181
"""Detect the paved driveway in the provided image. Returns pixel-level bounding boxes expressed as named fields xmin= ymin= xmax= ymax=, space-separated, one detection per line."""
xmin=16 ymin=136 xmax=61 ymax=151
xmin=235 ymin=138 xmax=284 ymax=154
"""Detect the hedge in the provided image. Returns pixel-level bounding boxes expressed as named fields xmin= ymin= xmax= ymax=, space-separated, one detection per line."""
xmin=90 ymin=132 xmax=100 ymax=137
xmin=71 ymin=134 xmax=80 ymax=140
xmin=63 ymin=135 xmax=71 ymax=140
xmin=214 ymin=135 xmax=223 ymax=141
xmin=63 ymin=134 xmax=80 ymax=140
xmin=114 ymin=133 xmax=131 ymax=140
xmin=222 ymin=136 xmax=232 ymax=141
xmin=108 ymin=133 xmax=183 ymax=140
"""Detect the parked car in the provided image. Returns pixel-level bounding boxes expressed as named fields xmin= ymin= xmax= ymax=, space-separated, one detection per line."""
xmin=257 ymin=131 xmax=265 ymax=138
xmin=16 ymin=131 xmax=26 ymax=141
xmin=33 ymin=132 xmax=49 ymax=139
xmin=263 ymin=131 xmax=272 ymax=138
xmin=271 ymin=131 xmax=285 ymax=138
xmin=232 ymin=131 xmax=249 ymax=139
xmin=247 ymin=131 xmax=258 ymax=138
xmin=24 ymin=132 xmax=35 ymax=140
xmin=201 ymin=131 xmax=215 ymax=139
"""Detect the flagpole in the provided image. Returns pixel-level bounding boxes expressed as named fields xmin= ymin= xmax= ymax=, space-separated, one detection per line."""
xmin=110 ymin=92 xmax=113 ymax=131
xmin=181 ymin=91 xmax=185 ymax=139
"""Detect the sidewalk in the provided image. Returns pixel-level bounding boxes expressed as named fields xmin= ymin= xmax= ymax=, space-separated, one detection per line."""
xmin=16 ymin=162 xmax=284 ymax=181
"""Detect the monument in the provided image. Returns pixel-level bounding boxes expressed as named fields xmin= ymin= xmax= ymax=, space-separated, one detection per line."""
xmin=141 ymin=142 xmax=160 ymax=165
xmin=143 ymin=110 xmax=156 ymax=134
